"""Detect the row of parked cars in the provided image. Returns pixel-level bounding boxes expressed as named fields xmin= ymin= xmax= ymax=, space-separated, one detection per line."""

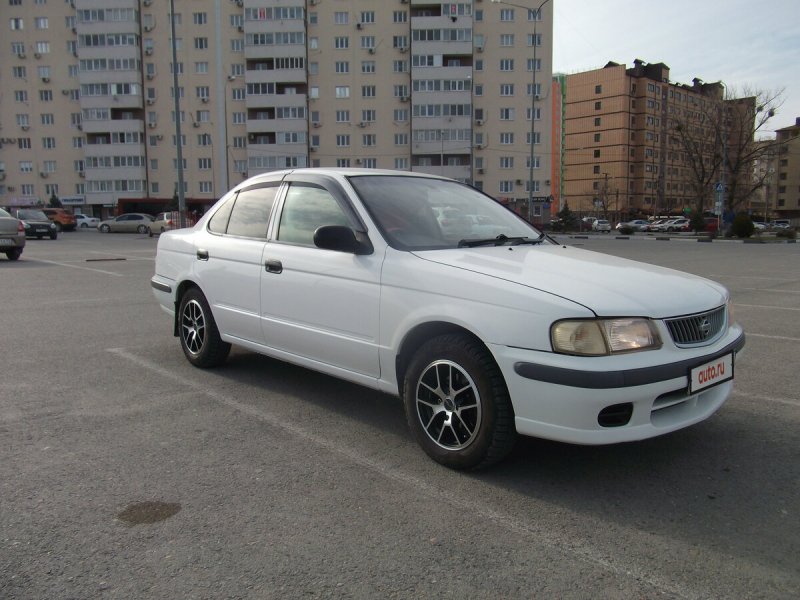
xmin=0 ymin=208 xmax=179 ymax=261
xmin=615 ymin=217 xmax=791 ymax=233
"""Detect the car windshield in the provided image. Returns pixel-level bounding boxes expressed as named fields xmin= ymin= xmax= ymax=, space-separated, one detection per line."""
xmin=18 ymin=209 xmax=48 ymax=220
xmin=348 ymin=175 xmax=542 ymax=250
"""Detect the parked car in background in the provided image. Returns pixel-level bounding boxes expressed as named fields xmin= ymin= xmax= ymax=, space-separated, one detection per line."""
xmin=41 ymin=208 xmax=77 ymax=232
xmin=646 ymin=219 xmax=669 ymax=232
xmin=752 ymin=221 xmax=767 ymax=231
xmin=152 ymin=168 xmax=744 ymax=470
xmin=149 ymin=212 xmax=177 ymax=236
xmin=704 ymin=217 xmax=720 ymax=234
xmin=9 ymin=208 xmax=58 ymax=239
xmin=0 ymin=207 xmax=26 ymax=260
xmin=771 ymin=219 xmax=791 ymax=230
xmin=653 ymin=218 xmax=690 ymax=233
xmin=592 ymin=219 xmax=611 ymax=233
xmin=615 ymin=219 xmax=649 ymax=231
xmin=97 ymin=213 xmax=154 ymax=234
xmin=75 ymin=213 xmax=100 ymax=229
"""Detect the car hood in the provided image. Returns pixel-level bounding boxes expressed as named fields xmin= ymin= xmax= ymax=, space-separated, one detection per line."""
xmin=413 ymin=245 xmax=727 ymax=318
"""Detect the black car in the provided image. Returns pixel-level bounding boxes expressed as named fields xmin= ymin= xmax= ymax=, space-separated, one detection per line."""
xmin=11 ymin=209 xmax=58 ymax=239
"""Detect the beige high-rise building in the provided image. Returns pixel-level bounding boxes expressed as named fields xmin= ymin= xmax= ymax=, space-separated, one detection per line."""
xmin=0 ymin=0 xmax=553 ymax=221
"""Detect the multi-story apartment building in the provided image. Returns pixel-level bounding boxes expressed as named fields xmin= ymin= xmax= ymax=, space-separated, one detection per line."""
xmin=773 ymin=118 xmax=800 ymax=224
xmin=0 ymin=0 xmax=553 ymax=222
xmin=563 ymin=59 xmax=737 ymax=220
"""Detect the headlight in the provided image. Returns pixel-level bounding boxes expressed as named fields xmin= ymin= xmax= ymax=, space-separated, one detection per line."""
xmin=551 ymin=318 xmax=661 ymax=356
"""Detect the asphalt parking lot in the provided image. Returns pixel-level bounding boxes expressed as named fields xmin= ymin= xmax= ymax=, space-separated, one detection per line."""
xmin=2 ymin=230 xmax=798 ymax=599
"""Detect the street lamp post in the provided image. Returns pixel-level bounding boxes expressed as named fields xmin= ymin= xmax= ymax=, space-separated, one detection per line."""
xmin=169 ymin=0 xmax=186 ymax=228
xmin=492 ymin=0 xmax=550 ymax=223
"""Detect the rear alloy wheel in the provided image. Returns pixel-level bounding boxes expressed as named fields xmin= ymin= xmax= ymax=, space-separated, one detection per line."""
xmin=100 ymin=224 xmax=110 ymax=233
xmin=178 ymin=288 xmax=231 ymax=368
xmin=403 ymin=334 xmax=516 ymax=470
xmin=137 ymin=224 xmax=149 ymax=234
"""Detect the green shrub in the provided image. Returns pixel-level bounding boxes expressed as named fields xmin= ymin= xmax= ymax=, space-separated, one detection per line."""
xmin=776 ymin=228 xmax=797 ymax=239
xmin=731 ymin=214 xmax=755 ymax=238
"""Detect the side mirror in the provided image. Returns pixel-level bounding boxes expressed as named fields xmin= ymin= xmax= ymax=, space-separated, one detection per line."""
xmin=313 ymin=225 xmax=372 ymax=255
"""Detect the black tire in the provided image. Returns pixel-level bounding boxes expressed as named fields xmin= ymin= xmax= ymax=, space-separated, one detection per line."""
xmin=403 ymin=333 xmax=516 ymax=470
xmin=137 ymin=224 xmax=148 ymax=234
xmin=50 ymin=231 xmax=58 ymax=240
xmin=178 ymin=288 xmax=231 ymax=368
xmin=100 ymin=224 xmax=110 ymax=233
xmin=6 ymin=248 xmax=22 ymax=261
xmin=80 ymin=223 xmax=88 ymax=228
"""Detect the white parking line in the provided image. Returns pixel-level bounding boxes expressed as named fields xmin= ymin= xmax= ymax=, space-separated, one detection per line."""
xmin=107 ymin=346 xmax=704 ymax=600
xmin=745 ymin=332 xmax=800 ymax=342
xmin=35 ymin=259 xmax=124 ymax=276
xmin=735 ymin=303 xmax=800 ymax=312
xmin=733 ymin=391 xmax=800 ymax=408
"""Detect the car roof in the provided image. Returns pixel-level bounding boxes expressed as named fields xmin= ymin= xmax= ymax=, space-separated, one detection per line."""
xmin=230 ymin=168 xmax=450 ymax=192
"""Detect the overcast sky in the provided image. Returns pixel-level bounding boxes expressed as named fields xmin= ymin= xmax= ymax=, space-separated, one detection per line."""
xmin=552 ymin=0 xmax=799 ymax=135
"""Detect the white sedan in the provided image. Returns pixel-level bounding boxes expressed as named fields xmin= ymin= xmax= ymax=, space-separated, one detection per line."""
xmin=75 ymin=214 xmax=100 ymax=229
xmin=151 ymin=169 xmax=745 ymax=469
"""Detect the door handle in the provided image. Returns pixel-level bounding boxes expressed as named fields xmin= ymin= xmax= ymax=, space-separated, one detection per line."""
xmin=265 ymin=259 xmax=282 ymax=274
xmin=196 ymin=249 xmax=209 ymax=261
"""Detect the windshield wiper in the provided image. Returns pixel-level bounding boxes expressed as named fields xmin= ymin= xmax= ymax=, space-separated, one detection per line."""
xmin=457 ymin=233 xmax=545 ymax=248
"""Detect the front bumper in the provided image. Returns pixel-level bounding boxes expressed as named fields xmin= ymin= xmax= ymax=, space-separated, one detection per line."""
xmin=492 ymin=326 xmax=745 ymax=445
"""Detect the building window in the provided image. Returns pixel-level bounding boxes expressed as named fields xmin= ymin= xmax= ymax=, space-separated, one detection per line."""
xmin=499 ymin=132 xmax=514 ymax=145
xmin=594 ymin=117 xmax=601 ymax=126
xmin=335 ymin=86 xmax=350 ymax=98
xmin=594 ymin=101 xmax=602 ymax=110
xmin=499 ymin=59 xmax=514 ymax=72
xmin=362 ymin=85 xmax=376 ymax=97
xmin=499 ymin=108 xmax=515 ymax=120
xmin=500 ymin=84 xmax=514 ymax=96
xmin=194 ymin=37 xmax=208 ymax=50
xmin=335 ymin=36 xmax=349 ymax=49
xmin=595 ymin=85 xmax=602 ymax=94
xmin=500 ymin=9 xmax=514 ymax=21
xmin=593 ymin=149 xmax=601 ymax=158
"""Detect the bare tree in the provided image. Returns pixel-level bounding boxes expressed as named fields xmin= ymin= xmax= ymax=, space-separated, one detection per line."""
xmin=723 ymin=87 xmax=784 ymax=211
xmin=670 ymin=85 xmax=783 ymax=214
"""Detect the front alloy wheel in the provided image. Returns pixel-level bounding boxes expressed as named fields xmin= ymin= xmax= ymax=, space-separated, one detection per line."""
xmin=415 ymin=360 xmax=482 ymax=451
xmin=178 ymin=288 xmax=230 ymax=368
xmin=403 ymin=334 xmax=516 ymax=470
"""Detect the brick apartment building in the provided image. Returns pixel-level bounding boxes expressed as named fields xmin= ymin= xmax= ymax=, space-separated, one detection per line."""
xmin=563 ymin=59 xmax=755 ymax=221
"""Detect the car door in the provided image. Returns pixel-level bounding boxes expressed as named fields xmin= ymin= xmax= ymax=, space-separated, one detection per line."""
xmin=260 ymin=176 xmax=382 ymax=380
xmin=194 ymin=183 xmax=280 ymax=344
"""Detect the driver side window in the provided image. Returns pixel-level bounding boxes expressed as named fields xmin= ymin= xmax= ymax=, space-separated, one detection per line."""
xmin=277 ymin=183 xmax=350 ymax=246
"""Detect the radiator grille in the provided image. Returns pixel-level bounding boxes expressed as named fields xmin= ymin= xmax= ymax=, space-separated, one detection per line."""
xmin=665 ymin=306 xmax=726 ymax=346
